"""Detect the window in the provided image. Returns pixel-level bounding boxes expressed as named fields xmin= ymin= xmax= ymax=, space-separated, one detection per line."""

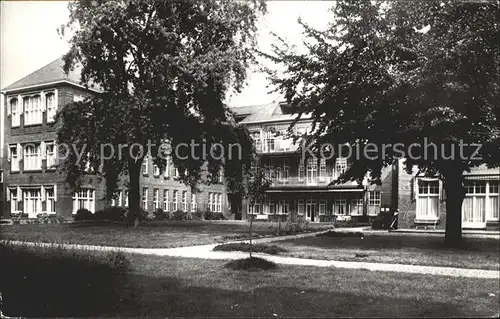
xmin=46 ymin=142 xmax=56 ymax=169
xmin=278 ymin=160 xmax=290 ymax=182
xmin=46 ymin=92 xmax=56 ymax=122
xmin=124 ymin=190 xmax=129 ymax=207
xmin=306 ymin=157 xmax=318 ymax=183
xmin=319 ymin=158 xmax=327 ymax=181
xmin=208 ymin=193 xmax=213 ymax=211
xmin=153 ymin=164 xmax=160 ymax=177
xmin=463 ymin=180 xmax=499 ymax=224
xmin=319 ymin=200 xmax=326 ymax=215
xmin=72 ymin=189 xmax=95 ymax=213
xmin=46 ymin=188 xmax=56 ymax=214
xmin=24 ymin=188 xmax=42 ymax=218
xmin=142 ymin=157 xmax=149 ymax=175
xmin=10 ymin=98 xmax=20 ymax=127
xmin=182 ymin=191 xmax=188 ymax=211
xmin=266 ymin=199 xmax=275 ymax=215
xmin=23 ymin=95 xmax=43 ymax=125
xmin=73 ymin=94 xmax=85 ymax=102
xmin=350 ymin=197 xmax=364 ymax=216
xmin=10 ymin=188 xmax=18 ymax=215
xmin=118 ymin=190 xmax=123 ymax=207
xmin=369 ymin=191 xmax=381 ymax=206
xmin=251 ymin=131 xmax=262 ymax=151
xmin=9 ymin=144 xmax=19 ymax=172
xmin=142 ymin=188 xmax=148 ymax=210
xmin=368 ymin=191 xmax=381 ymax=216
xmin=278 ymin=199 xmax=289 ymax=215
xmin=24 ymin=143 xmax=42 ymax=171
xmin=298 ymin=200 xmax=304 ymax=215
xmin=333 ymin=195 xmax=347 ymax=215
xmin=153 ymin=189 xmax=160 ymax=209
xmin=263 ymin=129 xmax=275 ymax=152
xmin=217 ymin=194 xmax=222 ymax=213
xmin=416 ymin=180 xmax=439 ymax=220
xmin=163 ymin=190 xmax=170 ymax=211
xmin=334 ymin=157 xmax=347 ymax=178
xmin=248 ymin=202 xmax=261 ymax=215
xmin=173 ymin=190 xmax=179 ymax=211
xmin=191 ymin=193 xmax=197 ymax=212
xmin=487 ymin=181 xmax=499 ymax=221
xmin=164 ymin=157 xmax=170 ymax=178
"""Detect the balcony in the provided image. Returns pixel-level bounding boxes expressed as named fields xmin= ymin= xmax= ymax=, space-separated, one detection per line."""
xmin=255 ymin=138 xmax=301 ymax=154
xmin=268 ymin=175 xmax=362 ymax=189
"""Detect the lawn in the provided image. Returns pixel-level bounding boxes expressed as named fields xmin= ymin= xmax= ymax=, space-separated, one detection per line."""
xmin=275 ymin=232 xmax=500 ymax=270
xmin=105 ymin=255 xmax=499 ymax=317
xmin=0 ymin=220 xmax=332 ymax=248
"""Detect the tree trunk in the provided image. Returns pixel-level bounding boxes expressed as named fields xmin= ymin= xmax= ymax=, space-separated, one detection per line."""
xmin=249 ymin=213 xmax=253 ymax=258
xmin=128 ymin=160 xmax=142 ymax=228
xmin=442 ymin=168 xmax=466 ymax=247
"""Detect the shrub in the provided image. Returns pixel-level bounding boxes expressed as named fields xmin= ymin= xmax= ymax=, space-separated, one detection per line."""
xmin=0 ymin=242 xmax=129 ymax=316
xmin=283 ymin=218 xmax=310 ymax=234
xmin=224 ymin=257 xmax=277 ymax=271
xmin=204 ymin=210 xmax=214 ymax=220
xmin=317 ymin=230 xmax=364 ymax=238
xmin=172 ymin=210 xmax=187 ymax=220
xmin=193 ymin=209 xmax=204 ymax=220
xmin=74 ymin=208 xmax=93 ymax=221
xmin=267 ymin=214 xmax=288 ymax=223
xmin=212 ymin=212 xmax=227 ymax=220
xmin=94 ymin=207 xmax=127 ymax=221
xmin=153 ymin=208 xmax=171 ymax=220
xmin=124 ymin=208 xmax=150 ymax=221
xmin=213 ymin=243 xmax=287 ymax=255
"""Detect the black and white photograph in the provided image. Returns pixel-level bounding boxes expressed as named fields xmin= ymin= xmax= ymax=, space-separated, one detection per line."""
xmin=0 ymin=0 xmax=499 ymax=317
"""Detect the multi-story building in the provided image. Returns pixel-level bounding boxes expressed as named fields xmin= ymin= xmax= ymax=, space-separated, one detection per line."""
xmin=235 ymin=101 xmax=499 ymax=229
xmin=1 ymin=57 xmax=228 ymax=219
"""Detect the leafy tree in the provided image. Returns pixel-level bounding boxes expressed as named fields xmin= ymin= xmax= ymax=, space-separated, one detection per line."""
xmin=57 ymin=0 xmax=266 ymax=226
xmin=245 ymin=157 xmax=272 ymax=257
xmin=265 ymin=0 xmax=499 ymax=245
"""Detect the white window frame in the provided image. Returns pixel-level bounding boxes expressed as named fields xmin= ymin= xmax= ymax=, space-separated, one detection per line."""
xmin=278 ymin=199 xmax=289 ymax=215
xmin=45 ymin=141 xmax=57 ymax=170
xmin=306 ymin=157 xmax=318 ymax=184
xmin=9 ymin=144 xmax=20 ymax=172
xmin=333 ymin=195 xmax=347 ymax=216
xmin=23 ymin=188 xmax=42 ymax=218
xmin=153 ymin=164 xmax=160 ymax=177
xmin=191 ymin=193 xmax=197 ymax=212
xmin=23 ymin=143 xmax=42 ymax=171
xmin=163 ymin=190 xmax=169 ymax=211
xmin=182 ymin=191 xmax=188 ymax=212
xmin=349 ymin=197 xmax=364 ymax=216
xmin=334 ymin=157 xmax=347 ymax=179
xmin=46 ymin=187 xmax=56 ymax=214
xmin=10 ymin=97 xmax=20 ymax=127
xmin=298 ymin=199 xmax=305 ymax=215
xmin=124 ymin=190 xmax=129 ymax=207
xmin=142 ymin=188 xmax=148 ymax=210
xmin=173 ymin=190 xmax=179 ymax=211
xmin=153 ymin=188 xmax=160 ymax=210
xmin=23 ymin=94 xmax=43 ymax=126
xmin=72 ymin=188 xmax=95 ymax=214
xmin=319 ymin=200 xmax=326 ymax=215
xmin=45 ymin=91 xmax=57 ymax=123
xmin=142 ymin=156 xmax=149 ymax=175
xmin=416 ymin=179 xmax=440 ymax=220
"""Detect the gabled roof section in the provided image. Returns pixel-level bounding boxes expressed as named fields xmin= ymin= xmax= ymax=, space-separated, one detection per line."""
xmin=2 ymin=56 xmax=97 ymax=93
xmin=239 ymin=100 xmax=311 ymax=124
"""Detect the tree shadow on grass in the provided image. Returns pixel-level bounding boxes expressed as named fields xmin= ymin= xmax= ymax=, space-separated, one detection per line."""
xmin=103 ymin=274 xmax=485 ymax=318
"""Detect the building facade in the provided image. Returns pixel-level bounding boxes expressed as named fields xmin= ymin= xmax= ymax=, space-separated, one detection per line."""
xmin=1 ymin=57 xmax=228 ymax=219
xmin=235 ymin=101 xmax=499 ymax=229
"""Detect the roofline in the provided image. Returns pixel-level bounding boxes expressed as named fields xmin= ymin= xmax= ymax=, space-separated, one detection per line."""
xmin=241 ymin=116 xmax=313 ymax=125
xmin=1 ymin=80 xmax=102 ymax=94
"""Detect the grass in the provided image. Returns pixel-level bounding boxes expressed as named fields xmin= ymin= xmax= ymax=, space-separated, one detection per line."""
xmin=106 ymin=254 xmax=499 ymax=317
xmin=0 ymin=220 xmax=332 ymax=248
xmin=2 ymin=247 xmax=498 ymax=317
xmin=224 ymin=257 xmax=278 ymax=270
xmin=0 ymin=242 xmax=128 ymax=317
xmin=276 ymin=232 xmax=500 ymax=270
xmin=213 ymin=243 xmax=288 ymax=255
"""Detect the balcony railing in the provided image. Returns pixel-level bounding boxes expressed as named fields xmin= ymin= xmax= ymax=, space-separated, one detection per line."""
xmin=255 ymin=138 xmax=301 ymax=154
xmin=268 ymin=175 xmax=361 ymax=188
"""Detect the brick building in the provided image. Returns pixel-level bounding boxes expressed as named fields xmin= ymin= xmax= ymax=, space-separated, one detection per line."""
xmin=1 ymin=57 xmax=228 ymax=219
xmin=234 ymin=101 xmax=499 ymax=229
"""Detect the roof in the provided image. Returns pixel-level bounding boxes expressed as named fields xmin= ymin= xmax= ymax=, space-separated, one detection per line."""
xmin=2 ymin=56 xmax=95 ymax=92
xmin=239 ymin=100 xmax=311 ymax=124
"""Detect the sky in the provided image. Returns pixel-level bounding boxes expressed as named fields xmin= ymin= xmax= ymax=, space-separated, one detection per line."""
xmin=0 ymin=0 xmax=335 ymax=153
